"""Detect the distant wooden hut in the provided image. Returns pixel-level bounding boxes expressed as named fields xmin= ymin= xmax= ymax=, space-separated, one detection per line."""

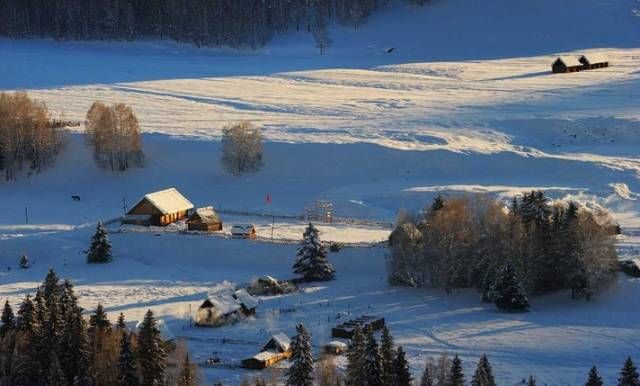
xmin=579 ymin=53 xmax=609 ymax=70
xmin=122 ymin=188 xmax=194 ymax=226
xmin=231 ymin=224 xmax=257 ymax=239
xmin=233 ymin=289 xmax=259 ymax=315
xmin=552 ymin=56 xmax=581 ymax=73
xmin=187 ymin=207 xmax=222 ymax=232
xmin=195 ymin=290 xmax=258 ymax=327
xmin=332 ymin=315 xmax=385 ymax=339
xmin=241 ymin=333 xmax=292 ymax=370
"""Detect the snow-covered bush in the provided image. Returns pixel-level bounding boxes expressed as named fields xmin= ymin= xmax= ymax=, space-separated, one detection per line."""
xmin=220 ymin=121 xmax=263 ymax=176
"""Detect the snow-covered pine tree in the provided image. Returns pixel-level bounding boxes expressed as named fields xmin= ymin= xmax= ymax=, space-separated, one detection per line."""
xmin=87 ymin=221 xmax=113 ymax=263
xmin=493 ymin=262 xmax=529 ymax=312
xmin=431 ymin=194 xmax=445 ymax=212
xmin=346 ymin=326 xmax=366 ymax=386
xmin=448 ymin=354 xmax=465 ymax=386
xmin=362 ymin=327 xmax=383 ymax=386
xmin=293 ymin=223 xmax=335 ymax=282
xmin=420 ymin=362 xmax=434 ymax=386
xmin=18 ymin=254 xmax=30 ymax=269
xmin=585 ymin=366 xmax=604 ymax=386
xmin=379 ymin=325 xmax=396 ymax=385
xmin=286 ymin=323 xmax=314 ymax=386
xmin=0 ymin=301 xmax=15 ymax=337
xmin=137 ymin=309 xmax=167 ymax=386
xmin=471 ymin=354 xmax=496 ymax=386
xmin=618 ymin=357 xmax=640 ymax=386
xmin=118 ymin=332 xmax=139 ymax=386
xmin=392 ymin=346 xmax=412 ymax=386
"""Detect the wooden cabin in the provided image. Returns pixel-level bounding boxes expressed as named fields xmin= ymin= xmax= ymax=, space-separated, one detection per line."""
xmin=332 ymin=315 xmax=385 ymax=339
xmin=122 ymin=188 xmax=194 ymax=226
xmin=187 ymin=207 xmax=222 ymax=232
xmin=241 ymin=333 xmax=292 ymax=370
xmin=195 ymin=290 xmax=258 ymax=327
xmin=231 ymin=224 xmax=257 ymax=239
xmin=233 ymin=289 xmax=259 ymax=315
xmin=552 ymin=56 xmax=581 ymax=73
xmin=579 ymin=53 xmax=609 ymax=70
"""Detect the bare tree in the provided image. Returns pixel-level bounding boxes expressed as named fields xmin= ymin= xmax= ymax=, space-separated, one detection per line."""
xmin=85 ymin=101 xmax=144 ymax=172
xmin=220 ymin=121 xmax=264 ymax=175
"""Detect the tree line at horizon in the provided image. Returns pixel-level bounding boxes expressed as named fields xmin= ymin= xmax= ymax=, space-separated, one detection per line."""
xmin=0 ymin=0 xmax=430 ymax=51
xmin=388 ymin=191 xmax=619 ymax=306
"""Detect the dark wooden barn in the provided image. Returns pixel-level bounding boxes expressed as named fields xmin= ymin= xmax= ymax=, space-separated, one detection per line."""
xmin=187 ymin=206 xmax=222 ymax=232
xmin=122 ymin=188 xmax=194 ymax=226
xmin=552 ymin=56 xmax=582 ymax=73
xmin=579 ymin=53 xmax=609 ymax=70
xmin=331 ymin=315 xmax=385 ymax=339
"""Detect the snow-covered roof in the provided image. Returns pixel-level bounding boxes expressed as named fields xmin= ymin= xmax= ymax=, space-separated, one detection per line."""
xmin=234 ymin=288 xmax=259 ymax=310
xmin=199 ymin=294 xmax=242 ymax=315
xmin=580 ymin=53 xmax=608 ymax=64
xmin=189 ymin=206 xmax=221 ymax=224
xmin=231 ymin=224 xmax=256 ymax=234
xmin=263 ymin=332 xmax=291 ymax=352
xmin=327 ymin=341 xmax=348 ymax=349
xmin=554 ymin=56 xmax=581 ymax=67
xmin=136 ymin=188 xmax=194 ymax=215
xmin=252 ymin=351 xmax=280 ymax=361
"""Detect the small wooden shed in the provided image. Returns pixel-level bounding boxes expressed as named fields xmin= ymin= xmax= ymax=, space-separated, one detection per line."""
xmin=332 ymin=315 xmax=386 ymax=339
xmin=579 ymin=53 xmax=609 ymax=70
xmin=187 ymin=207 xmax=222 ymax=232
xmin=123 ymin=188 xmax=194 ymax=226
xmin=552 ymin=56 xmax=582 ymax=73
xmin=241 ymin=333 xmax=292 ymax=370
xmin=195 ymin=296 xmax=242 ymax=327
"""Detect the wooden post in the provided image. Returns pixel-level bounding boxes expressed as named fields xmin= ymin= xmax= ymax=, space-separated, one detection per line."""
xmin=25 ymin=206 xmax=29 ymax=224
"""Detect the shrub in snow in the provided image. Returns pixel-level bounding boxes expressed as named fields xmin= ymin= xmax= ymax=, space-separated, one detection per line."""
xmin=493 ymin=262 xmax=529 ymax=312
xmin=220 ymin=121 xmax=263 ymax=176
xmin=87 ymin=222 xmax=113 ymax=264
xmin=19 ymin=254 xmax=30 ymax=269
xmin=293 ymin=223 xmax=335 ymax=282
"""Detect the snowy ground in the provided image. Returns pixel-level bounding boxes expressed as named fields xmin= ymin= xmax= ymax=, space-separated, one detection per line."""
xmin=1 ymin=0 xmax=640 ymax=384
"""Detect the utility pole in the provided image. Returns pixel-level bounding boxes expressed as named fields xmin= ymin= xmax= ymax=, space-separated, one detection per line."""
xmin=122 ymin=196 xmax=127 ymax=215
xmin=24 ymin=206 xmax=29 ymax=224
xmin=271 ymin=214 xmax=275 ymax=241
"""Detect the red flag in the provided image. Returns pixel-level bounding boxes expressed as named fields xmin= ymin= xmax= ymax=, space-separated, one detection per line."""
xmin=266 ymin=193 xmax=272 ymax=205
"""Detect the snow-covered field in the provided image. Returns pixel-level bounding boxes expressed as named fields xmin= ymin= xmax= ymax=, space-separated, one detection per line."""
xmin=1 ymin=0 xmax=640 ymax=384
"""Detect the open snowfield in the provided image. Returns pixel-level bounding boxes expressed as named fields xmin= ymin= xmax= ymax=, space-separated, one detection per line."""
xmin=2 ymin=0 xmax=640 ymax=384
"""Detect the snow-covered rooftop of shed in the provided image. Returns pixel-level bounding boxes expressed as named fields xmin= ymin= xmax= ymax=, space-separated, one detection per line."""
xmin=252 ymin=351 xmax=280 ymax=361
xmin=234 ymin=288 xmax=259 ymax=310
xmin=264 ymin=332 xmax=291 ymax=352
xmin=190 ymin=206 xmax=221 ymax=223
xmin=200 ymin=294 xmax=242 ymax=315
xmin=555 ymin=56 xmax=581 ymax=67
xmin=140 ymin=188 xmax=194 ymax=215
xmin=580 ymin=53 xmax=608 ymax=64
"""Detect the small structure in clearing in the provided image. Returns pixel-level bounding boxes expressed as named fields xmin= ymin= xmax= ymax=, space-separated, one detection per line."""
xmin=305 ymin=200 xmax=334 ymax=223
xmin=187 ymin=206 xmax=222 ymax=232
xmin=231 ymin=224 xmax=257 ymax=239
xmin=247 ymin=276 xmax=297 ymax=296
xmin=241 ymin=333 xmax=292 ymax=370
xmin=195 ymin=290 xmax=258 ymax=327
xmin=122 ymin=187 xmax=194 ymax=226
xmin=324 ymin=340 xmax=348 ymax=355
xmin=579 ymin=53 xmax=609 ymax=70
xmin=552 ymin=56 xmax=582 ymax=73
xmin=332 ymin=315 xmax=385 ymax=339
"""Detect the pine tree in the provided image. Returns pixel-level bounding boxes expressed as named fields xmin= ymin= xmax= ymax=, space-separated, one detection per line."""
xmin=379 ymin=325 xmax=396 ymax=386
xmin=585 ymin=366 xmax=604 ymax=386
xmin=87 ymin=221 xmax=113 ymax=263
xmin=346 ymin=326 xmax=366 ymax=386
xmin=286 ymin=323 xmax=314 ymax=386
xmin=0 ymin=301 xmax=15 ymax=337
xmin=431 ymin=194 xmax=445 ymax=212
xmin=420 ymin=362 xmax=434 ymax=386
xmin=89 ymin=303 xmax=112 ymax=334
xmin=47 ymin=353 xmax=68 ymax=386
xmin=293 ymin=223 xmax=335 ymax=282
xmin=493 ymin=262 xmax=529 ymax=312
xmin=118 ymin=332 xmax=139 ymax=386
xmin=58 ymin=280 xmax=91 ymax=384
xmin=618 ymin=357 xmax=640 ymax=386
xmin=18 ymin=254 xmax=30 ymax=269
xmin=117 ymin=312 xmax=127 ymax=330
xmin=527 ymin=375 xmax=537 ymax=386
xmin=137 ymin=309 xmax=167 ymax=386
xmin=362 ymin=327 xmax=383 ymax=386
xmin=448 ymin=355 xmax=465 ymax=386
xmin=392 ymin=346 xmax=412 ymax=386
xmin=16 ymin=295 xmax=35 ymax=333
xmin=178 ymin=353 xmax=196 ymax=386
xmin=471 ymin=354 xmax=496 ymax=386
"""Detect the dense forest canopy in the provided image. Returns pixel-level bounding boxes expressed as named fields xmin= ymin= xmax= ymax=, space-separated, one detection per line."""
xmin=0 ymin=0 xmax=429 ymax=49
